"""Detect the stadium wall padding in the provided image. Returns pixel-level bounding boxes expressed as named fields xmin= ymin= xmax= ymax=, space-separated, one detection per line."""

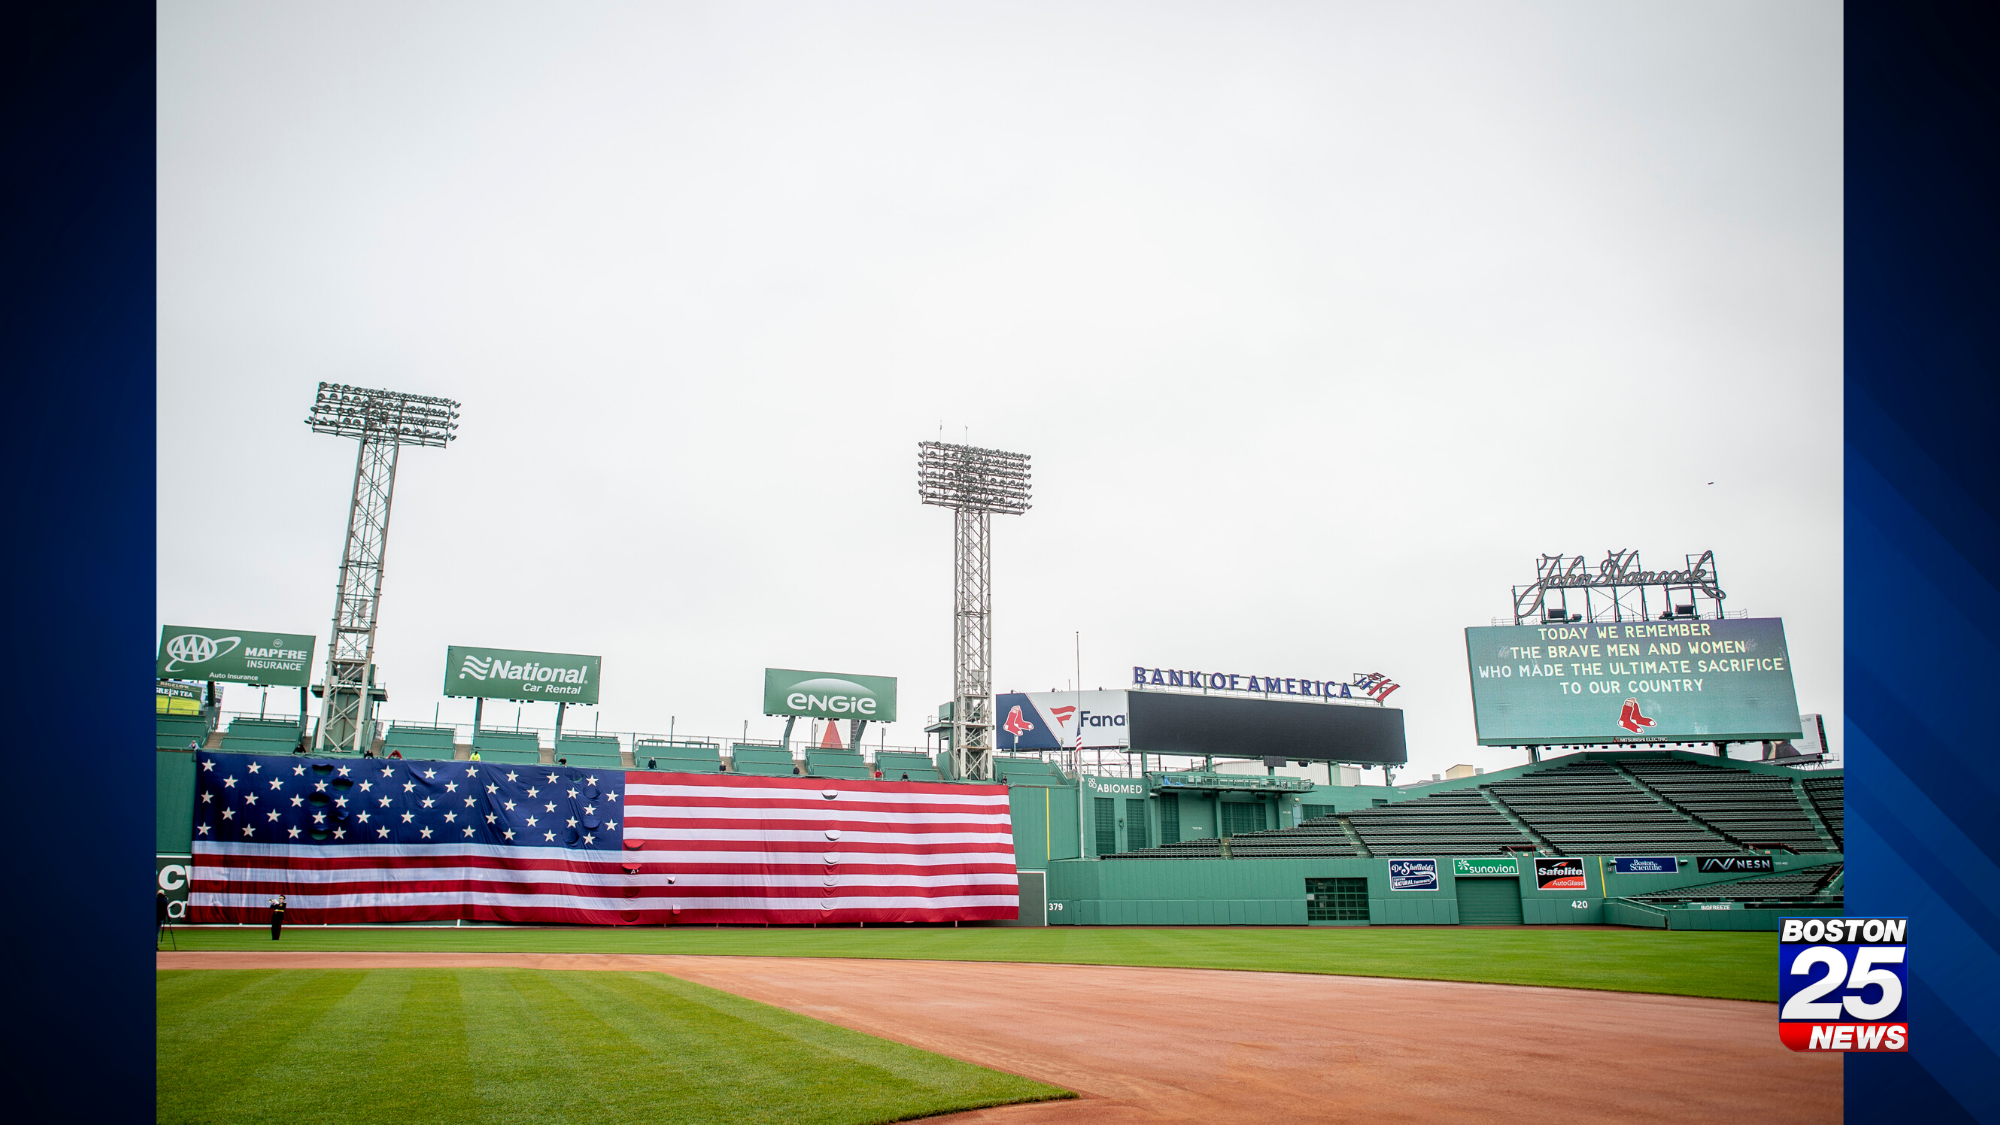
xmin=157 ymin=749 xmax=196 ymax=853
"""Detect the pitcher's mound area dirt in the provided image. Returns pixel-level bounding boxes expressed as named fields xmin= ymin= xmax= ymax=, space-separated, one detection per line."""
xmin=158 ymin=952 xmax=1838 ymax=1123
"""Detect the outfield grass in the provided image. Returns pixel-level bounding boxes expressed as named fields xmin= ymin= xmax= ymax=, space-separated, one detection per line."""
xmin=164 ymin=925 xmax=1781 ymax=1002
xmin=157 ymin=968 xmax=1070 ymax=1125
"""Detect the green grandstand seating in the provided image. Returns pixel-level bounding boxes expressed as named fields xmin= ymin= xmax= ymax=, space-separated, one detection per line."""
xmin=730 ymin=746 xmax=800 ymax=777
xmin=218 ymin=717 xmax=307 ymax=754
xmin=1339 ymin=790 xmax=1531 ymax=856
xmin=554 ymin=734 xmax=624 ymax=770
xmin=470 ymin=729 xmax=543 ymax=765
xmin=157 ymin=715 xmax=212 ymax=750
xmin=1803 ymin=777 xmax=1844 ymax=848
xmin=993 ymin=756 xmax=1067 ymax=785
xmin=1629 ymin=862 xmax=1843 ymax=908
xmin=632 ymin=739 xmax=724 ymax=773
xmin=378 ymin=723 xmax=459 ymax=761
xmin=1485 ymin=760 xmax=1738 ymax=855
xmin=876 ymin=751 xmax=941 ymax=781
xmin=1620 ymin=759 xmax=1827 ymax=852
xmin=806 ymin=751 xmax=872 ymax=779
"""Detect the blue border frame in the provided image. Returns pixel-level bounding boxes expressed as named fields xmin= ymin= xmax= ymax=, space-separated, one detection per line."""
xmin=1848 ymin=3 xmax=2000 ymax=1120
xmin=3 ymin=2 xmax=155 ymax=1114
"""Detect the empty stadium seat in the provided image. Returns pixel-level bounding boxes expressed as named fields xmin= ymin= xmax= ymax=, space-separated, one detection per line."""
xmin=470 ymin=729 xmax=543 ymax=765
xmin=1619 ymin=758 xmax=1829 ymax=852
xmin=157 ymin=715 xmax=212 ymax=750
xmin=805 ymin=751 xmax=872 ymax=779
xmin=554 ymin=734 xmax=624 ymax=770
xmin=993 ymin=756 xmax=1067 ymax=785
xmin=380 ymin=723 xmax=460 ymax=761
xmin=729 ymin=746 xmax=800 ymax=777
xmin=875 ymin=751 xmax=941 ymax=781
xmin=633 ymin=739 xmax=724 ymax=774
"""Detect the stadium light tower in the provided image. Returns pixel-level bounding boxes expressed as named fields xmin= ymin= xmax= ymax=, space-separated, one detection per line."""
xmin=918 ymin=441 xmax=1031 ymax=782
xmin=306 ymin=383 xmax=460 ymax=754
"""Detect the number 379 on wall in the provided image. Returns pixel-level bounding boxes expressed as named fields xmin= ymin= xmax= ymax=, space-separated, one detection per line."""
xmin=1779 ymin=917 xmax=1908 ymax=1052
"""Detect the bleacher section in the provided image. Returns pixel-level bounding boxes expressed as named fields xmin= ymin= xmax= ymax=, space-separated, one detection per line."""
xmin=554 ymin=733 xmax=624 ymax=770
xmin=730 ymin=745 xmax=799 ymax=777
xmin=469 ymin=729 xmax=542 ymax=765
xmin=806 ymin=750 xmax=873 ymax=779
xmin=1098 ymin=753 xmax=1842 ymax=862
xmin=1485 ymin=759 xmax=1738 ymax=856
xmin=993 ymin=756 xmax=1068 ymax=786
xmin=1803 ymin=776 xmax=1844 ymax=849
xmin=1214 ymin=818 xmax=1361 ymax=858
xmin=1629 ymin=863 xmax=1843 ymax=909
xmin=157 ymin=715 xmax=212 ymax=750
xmin=1620 ymin=758 xmax=1829 ymax=852
xmin=1341 ymin=791 xmax=1530 ymax=856
xmin=380 ymin=723 xmax=459 ymax=762
xmin=876 ymin=751 xmax=941 ymax=781
xmin=633 ymin=739 xmax=724 ymax=774
xmin=218 ymin=717 xmax=306 ymax=754
xmin=1109 ymin=838 xmax=1226 ymax=860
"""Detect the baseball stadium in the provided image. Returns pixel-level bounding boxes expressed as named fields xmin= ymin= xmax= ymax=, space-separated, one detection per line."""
xmin=154 ymin=386 xmax=1846 ymax=1124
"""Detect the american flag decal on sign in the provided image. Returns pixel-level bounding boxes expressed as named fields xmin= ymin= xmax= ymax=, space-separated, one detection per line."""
xmin=187 ymin=752 xmax=1018 ymax=925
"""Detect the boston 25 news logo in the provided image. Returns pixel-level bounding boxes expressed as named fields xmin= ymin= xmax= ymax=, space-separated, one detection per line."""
xmin=1779 ymin=917 xmax=1908 ymax=1052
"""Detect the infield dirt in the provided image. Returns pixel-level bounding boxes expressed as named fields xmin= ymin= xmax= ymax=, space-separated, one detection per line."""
xmin=159 ymin=952 xmax=1839 ymax=1124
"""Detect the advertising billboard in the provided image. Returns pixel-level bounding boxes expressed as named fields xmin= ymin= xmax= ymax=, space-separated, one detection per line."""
xmin=994 ymin=690 xmax=1129 ymax=752
xmin=1535 ymin=857 xmax=1589 ymax=890
xmin=156 ymin=681 xmax=204 ymax=715
xmin=1463 ymin=617 xmax=1803 ymax=746
xmin=156 ymin=626 xmax=316 ymax=687
xmin=445 ymin=646 xmax=601 ymax=705
xmin=763 ymin=669 xmax=897 ymax=722
xmin=1125 ymin=690 xmax=1407 ymax=765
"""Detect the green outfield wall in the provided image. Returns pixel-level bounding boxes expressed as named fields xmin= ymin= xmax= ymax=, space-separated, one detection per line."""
xmin=1045 ymin=849 xmax=1842 ymax=928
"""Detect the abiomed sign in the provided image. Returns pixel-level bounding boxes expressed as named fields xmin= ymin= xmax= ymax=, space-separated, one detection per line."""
xmin=156 ymin=626 xmax=315 ymax=687
xmin=764 ymin=669 xmax=897 ymax=722
xmin=445 ymin=646 xmax=601 ymax=705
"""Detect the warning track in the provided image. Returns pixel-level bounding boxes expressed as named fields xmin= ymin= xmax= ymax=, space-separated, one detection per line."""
xmin=157 ymin=952 xmax=1838 ymax=1123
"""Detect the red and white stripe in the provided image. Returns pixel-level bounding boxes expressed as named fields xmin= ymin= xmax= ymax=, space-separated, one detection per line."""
xmin=620 ymin=773 xmax=1018 ymax=923
xmin=188 ymin=773 xmax=1019 ymax=926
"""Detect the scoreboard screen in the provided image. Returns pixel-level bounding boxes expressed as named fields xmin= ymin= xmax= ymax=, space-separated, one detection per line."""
xmin=1464 ymin=617 xmax=1803 ymax=746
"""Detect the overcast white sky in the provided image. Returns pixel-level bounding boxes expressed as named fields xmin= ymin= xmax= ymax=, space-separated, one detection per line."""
xmin=157 ymin=2 xmax=1843 ymax=777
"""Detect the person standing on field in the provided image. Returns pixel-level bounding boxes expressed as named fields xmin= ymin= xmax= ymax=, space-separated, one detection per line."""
xmin=269 ymin=893 xmax=286 ymax=940
xmin=157 ymin=890 xmax=169 ymax=942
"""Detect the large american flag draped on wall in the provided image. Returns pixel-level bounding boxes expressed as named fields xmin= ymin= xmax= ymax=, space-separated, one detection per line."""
xmin=188 ymin=752 xmax=1019 ymax=924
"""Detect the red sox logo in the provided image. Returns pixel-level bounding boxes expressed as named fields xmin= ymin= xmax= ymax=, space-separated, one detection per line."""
xmin=1002 ymin=706 xmax=1034 ymax=737
xmin=1618 ymin=698 xmax=1656 ymax=734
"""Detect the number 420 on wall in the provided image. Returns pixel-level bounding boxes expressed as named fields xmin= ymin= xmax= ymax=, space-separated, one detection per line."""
xmin=1778 ymin=917 xmax=1908 ymax=1052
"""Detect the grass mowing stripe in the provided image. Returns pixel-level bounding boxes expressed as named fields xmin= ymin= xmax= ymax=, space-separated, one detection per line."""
xmin=165 ymin=926 xmax=1780 ymax=1001
xmin=157 ymin=970 xmax=1069 ymax=1125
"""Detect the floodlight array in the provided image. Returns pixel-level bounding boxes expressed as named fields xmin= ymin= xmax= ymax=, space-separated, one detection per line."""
xmin=917 ymin=441 xmax=1032 ymax=514
xmin=305 ymin=382 xmax=461 ymax=448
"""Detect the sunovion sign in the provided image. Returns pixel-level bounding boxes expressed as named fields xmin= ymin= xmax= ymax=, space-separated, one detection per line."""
xmin=1463 ymin=617 xmax=1803 ymax=746
xmin=445 ymin=646 xmax=601 ymax=705
xmin=763 ymin=668 xmax=897 ymax=722
xmin=157 ymin=626 xmax=316 ymax=687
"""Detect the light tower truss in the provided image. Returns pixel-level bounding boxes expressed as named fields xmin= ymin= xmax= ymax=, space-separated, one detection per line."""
xmin=918 ymin=441 xmax=1031 ymax=782
xmin=1510 ymin=549 xmax=1726 ymax=626
xmin=306 ymin=383 xmax=460 ymax=754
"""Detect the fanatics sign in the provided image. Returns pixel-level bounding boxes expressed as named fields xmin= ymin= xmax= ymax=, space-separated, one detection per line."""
xmin=1778 ymin=917 xmax=1909 ymax=1052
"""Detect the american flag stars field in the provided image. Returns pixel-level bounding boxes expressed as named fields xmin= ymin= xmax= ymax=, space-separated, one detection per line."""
xmin=188 ymin=751 xmax=1018 ymax=927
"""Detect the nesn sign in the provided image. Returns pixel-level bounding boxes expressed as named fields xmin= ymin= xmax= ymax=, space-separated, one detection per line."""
xmin=1778 ymin=917 xmax=1908 ymax=1052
